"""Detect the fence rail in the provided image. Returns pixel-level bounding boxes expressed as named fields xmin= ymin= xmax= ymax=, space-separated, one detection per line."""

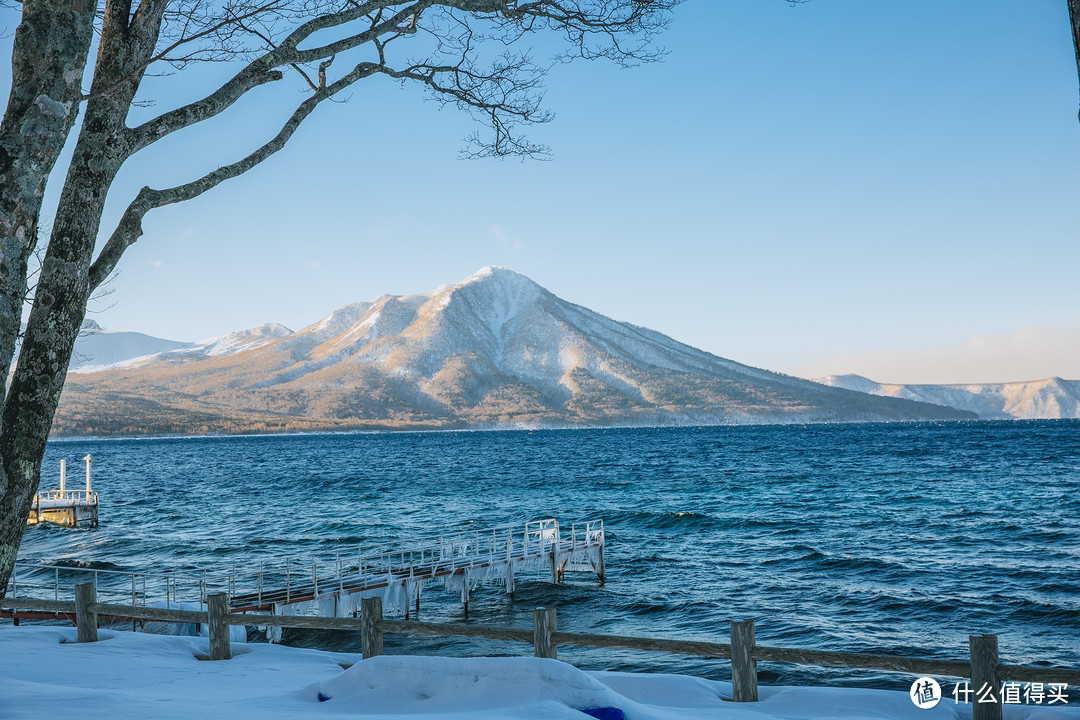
xmin=4 ymin=587 xmax=1079 ymax=720
xmin=8 ymin=561 xmax=228 ymax=611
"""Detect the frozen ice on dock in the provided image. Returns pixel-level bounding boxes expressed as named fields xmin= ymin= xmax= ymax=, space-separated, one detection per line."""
xmin=231 ymin=519 xmax=605 ymax=626
xmin=27 ymin=455 xmax=98 ymax=528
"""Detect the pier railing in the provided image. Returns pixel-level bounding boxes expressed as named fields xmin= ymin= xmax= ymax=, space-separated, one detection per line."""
xmin=4 ymin=586 xmax=1077 ymax=720
xmin=9 ymin=518 xmax=602 ymax=605
xmin=28 ymin=455 xmax=99 ymax=527
xmin=8 ymin=519 xmax=605 ymax=629
xmin=6 ymin=563 xmax=231 ymax=613
xmin=33 ymin=489 xmax=98 ymax=504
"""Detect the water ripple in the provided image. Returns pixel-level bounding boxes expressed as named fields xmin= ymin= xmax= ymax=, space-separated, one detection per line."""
xmin=22 ymin=420 xmax=1080 ymax=693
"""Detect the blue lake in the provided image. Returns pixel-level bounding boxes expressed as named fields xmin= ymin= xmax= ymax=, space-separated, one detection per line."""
xmin=17 ymin=420 xmax=1080 ymax=693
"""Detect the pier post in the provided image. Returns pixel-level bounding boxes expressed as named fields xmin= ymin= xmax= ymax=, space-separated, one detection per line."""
xmin=74 ymin=582 xmax=98 ymax=643
xmin=550 ymin=546 xmax=559 ymax=584
xmin=970 ymin=635 xmax=1002 ymax=720
xmin=59 ymin=459 xmax=66 ymax=496
xmin=84 ymin=455 xmax=92 ymax=493
xmin=361 ymin=597 xmax=383 ymax=659
xmin=207 ymin=593 xmax=231 ymax=660
xmin=731 ymin=619 xmax=758 ymax=702
xmin=533 ymin=607 xmax=557 ymax=660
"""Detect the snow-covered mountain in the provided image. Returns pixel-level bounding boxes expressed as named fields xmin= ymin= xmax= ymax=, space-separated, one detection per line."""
xmin=53 ymin=268 xmax=973 ymax=435
xmin=69 ymin=319 xmax=196 ymax=371
xmin=815 ymin=374 xmax=1080 ymax=420
xmin=70 ymin=320 xmax=293 ymax=372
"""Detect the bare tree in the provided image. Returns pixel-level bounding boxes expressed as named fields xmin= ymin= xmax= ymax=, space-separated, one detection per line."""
xmin=1071 ymin=0 xmax=1080 ymax=119
xmin=0 ymin=0 xmax=679 ymax=599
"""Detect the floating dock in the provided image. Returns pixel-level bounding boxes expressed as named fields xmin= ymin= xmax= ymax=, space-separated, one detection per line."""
xmin=27 ymin=456 xmax=97 ymax=528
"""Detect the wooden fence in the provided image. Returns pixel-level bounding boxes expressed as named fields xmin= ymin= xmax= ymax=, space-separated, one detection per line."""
xmin=5 ymin=584 xmax=1079 ymax=720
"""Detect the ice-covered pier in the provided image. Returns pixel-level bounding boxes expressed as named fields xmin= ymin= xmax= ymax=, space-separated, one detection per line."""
xmin=230 ymin=519 xmax=605 ymax=618
xmin=6 ymin=519 xmax=605 ymax=627
xmin=27 ymin=456 xmax=98 ymax=528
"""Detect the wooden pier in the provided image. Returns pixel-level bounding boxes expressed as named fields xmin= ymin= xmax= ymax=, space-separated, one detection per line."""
xmin=5 ymin=518 xmax=605 ymax=624
xmin=28 ymin=456 xmax=98 ymax=528
xmin=231 ymin=518 xmax=605 ymax=617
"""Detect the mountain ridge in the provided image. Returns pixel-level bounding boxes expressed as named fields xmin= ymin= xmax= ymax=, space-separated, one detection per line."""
xmin=815 ymin=374 xmax=1080 ymax=420
xmin=53 ymin=267 xmax=974 ymax=436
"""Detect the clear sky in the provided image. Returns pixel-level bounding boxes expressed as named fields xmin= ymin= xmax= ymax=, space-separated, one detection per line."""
xmin=4 ymin=0 xmax=1079 ymax=384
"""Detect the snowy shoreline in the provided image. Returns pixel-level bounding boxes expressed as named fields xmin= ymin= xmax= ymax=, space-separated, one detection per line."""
xmin=2 ymin=626 xmax=1077 ymax=719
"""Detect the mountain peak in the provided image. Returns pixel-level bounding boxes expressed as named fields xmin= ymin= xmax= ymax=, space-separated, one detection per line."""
xmin=196 ymin=323 xmax=294 ymax=357
xmin=459 ymin=266 xmax=536 ymax=289
xmin=466 ymin=265 xmax=508 ymax=279
xmin=815 ymin=374 xmax=881 ymax=393
xmin=435 ymin=267 xmax=547 ymax=333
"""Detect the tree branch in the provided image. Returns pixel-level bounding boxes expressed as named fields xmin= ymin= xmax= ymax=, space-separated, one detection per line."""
xmin=126 ymin=0 xmax=426 ymax=152
xmin=496 ymin=0 xmax=679 ymax=66
xmin=98 ymin=0 xmax=682 ymax=281
xmin=127 ymin=65 xmax=286 ymax=153
xmin=290 ymin=2 xmax=425 ymax=64
xmin=89 ymin=61 xmax=381 ymax=290
xmin=145 ymin=0 xmax=288 ymax=66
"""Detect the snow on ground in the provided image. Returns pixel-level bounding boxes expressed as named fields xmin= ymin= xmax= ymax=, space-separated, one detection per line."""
xmin=1 ymin=626 xmax=1077 ymax=720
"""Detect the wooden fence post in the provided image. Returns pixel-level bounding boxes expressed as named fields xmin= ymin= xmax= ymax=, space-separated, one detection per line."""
xmin=534 ymin=607 xmax=557 ymax=660
xmin=970 ymin=635 xmax=1002 ymax=720
xmin=74 ymin=582 xmax=98 ymax=643
xmin=731 ymin=618 xmax=758 ymax=702
xmin=207 ymin=593 xmax=231 ymax=661
xmin=361 ymin=597 xmax=383 ymax=659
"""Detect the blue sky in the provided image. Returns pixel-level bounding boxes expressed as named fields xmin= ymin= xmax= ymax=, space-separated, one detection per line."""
xmin=4 ymin=0 xmax=1079 ymax=384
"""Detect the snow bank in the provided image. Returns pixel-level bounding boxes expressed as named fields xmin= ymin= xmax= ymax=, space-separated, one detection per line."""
xmin=2 ymin=626 xmax=1077 ymax=719
xmin=310 ymin=656 xmax=630 ymax=717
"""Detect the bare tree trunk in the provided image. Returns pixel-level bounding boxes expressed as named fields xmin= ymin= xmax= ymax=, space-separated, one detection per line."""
xmin=0 ymin=0 xmax=95 ymax=601
xmin=1070 ymin=0 xmax=1080 ymax=120
xmin=0 ymin=0 xmax=155 ymax=601
xmin=0 ymin=0 xmax=94 ymax=382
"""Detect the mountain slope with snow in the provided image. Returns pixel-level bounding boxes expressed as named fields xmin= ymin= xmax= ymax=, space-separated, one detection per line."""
xmin=52 ymin=268 xmax=973 ymax=435
xmin=815 ymin=374 xmax=1080 ymax=420
xmin=68 ymin=320 xmax=197 ymax=371
xmin=69 ymin=320 xmax=294 ymax=373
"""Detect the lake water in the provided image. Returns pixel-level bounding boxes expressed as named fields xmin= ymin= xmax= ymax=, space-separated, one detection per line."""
xmin=16 ymin=421 xmax=1080 ymax=693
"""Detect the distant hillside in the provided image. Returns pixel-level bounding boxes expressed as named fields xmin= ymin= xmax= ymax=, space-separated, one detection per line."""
xmin=815 ymin=374 xmax=1080 ymax=420
xmin=71 ymin=320 xmax=196 ymax=370
xmin=71 ymin=320 xmax=293 ymax=372
xmin=52 ymin=268 xmax=973 ymax=436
